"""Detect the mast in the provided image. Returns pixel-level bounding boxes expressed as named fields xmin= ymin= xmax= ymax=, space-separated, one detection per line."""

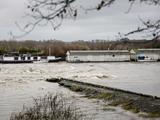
xmin=49 ymin=47 xmax=51 ymax=56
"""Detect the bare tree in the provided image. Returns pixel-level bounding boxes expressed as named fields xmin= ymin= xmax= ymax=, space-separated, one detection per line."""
xmin=21 ymin=0 xmax=160 ymax=40
xmin=125 ymin=19 xmax=160 ymax=40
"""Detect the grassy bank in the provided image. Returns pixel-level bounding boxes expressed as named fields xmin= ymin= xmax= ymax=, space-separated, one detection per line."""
xmin=47 ymin=78 xmax=160 ymax=118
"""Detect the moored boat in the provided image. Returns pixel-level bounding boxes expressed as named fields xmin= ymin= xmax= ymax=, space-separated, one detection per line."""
xmin=47 ymin=56 xmax=62 ymax=62
xmin=137 ymin=54 xmax=158 ymax=62
xmin=0 ymin=54 xmax=33 ymax=64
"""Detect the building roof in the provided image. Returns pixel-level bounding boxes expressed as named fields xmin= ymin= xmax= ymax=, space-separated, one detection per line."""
xmin=137 ymin=49 xmax=160 ymax=53
xmin=138 ymin=49 xmax=160 ymax=51
xmin=69 ymin=50 xmax=129 ymax=53
xmin=68 ymin=50 xmax=130 ymax=55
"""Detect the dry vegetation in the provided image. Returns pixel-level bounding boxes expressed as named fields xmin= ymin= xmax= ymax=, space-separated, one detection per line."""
xmin=0 ymin=39 xmax=160 ymax=57
xmin=10 ymin=94 xmax=88 ymax=120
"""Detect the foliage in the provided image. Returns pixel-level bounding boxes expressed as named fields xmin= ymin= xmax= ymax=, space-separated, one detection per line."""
xmin=19 ymin=47 xmax=41 ymax=54
xmin=0 ymin=48 xmax=7 ymax=55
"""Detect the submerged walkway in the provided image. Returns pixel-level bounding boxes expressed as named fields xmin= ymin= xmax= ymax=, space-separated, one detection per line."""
xmin=46 ymin=78 xmax=160 ymax=118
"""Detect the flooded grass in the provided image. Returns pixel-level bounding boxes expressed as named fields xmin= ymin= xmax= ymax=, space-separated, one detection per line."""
xmin=10 ymin=94 xmax=89 ymax=120
xmin=56 ymin=78 xmax=160 ymax=118
xmin=101 ymin=106 xmax=116 ymax=111
xmin=91 ymin=92 xmax=115 ymax=100
xmin=109 ymin=99 xmax=140 ymax=113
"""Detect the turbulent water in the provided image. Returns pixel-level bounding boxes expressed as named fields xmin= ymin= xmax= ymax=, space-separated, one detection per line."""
xmin=0 ymin=62 xmax=160 ymax=120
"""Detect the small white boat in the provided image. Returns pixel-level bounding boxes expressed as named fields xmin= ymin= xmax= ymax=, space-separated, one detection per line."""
xmin=47 ymin=56 xmax=62 ymax=62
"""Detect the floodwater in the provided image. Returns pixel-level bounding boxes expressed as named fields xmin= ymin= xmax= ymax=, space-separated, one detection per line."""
xmin=0 ymin=62 xmax=160 ymax=120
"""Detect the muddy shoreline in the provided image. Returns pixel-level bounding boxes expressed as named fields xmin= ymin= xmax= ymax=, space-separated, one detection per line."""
xmin=46 ymin=78 xmax=160 ymax=118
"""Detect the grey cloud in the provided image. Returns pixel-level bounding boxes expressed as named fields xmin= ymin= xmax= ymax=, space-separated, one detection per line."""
xmin=0 ymin=0 xmax=159 ymax=41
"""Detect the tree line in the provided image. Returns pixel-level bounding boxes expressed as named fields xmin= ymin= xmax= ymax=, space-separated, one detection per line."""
xmin=0 ymin=39 xmax=160 ymax=57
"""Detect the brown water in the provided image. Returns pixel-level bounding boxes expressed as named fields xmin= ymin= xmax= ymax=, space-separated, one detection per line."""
xmin=0 ymin=62 xmax=160 ymax=120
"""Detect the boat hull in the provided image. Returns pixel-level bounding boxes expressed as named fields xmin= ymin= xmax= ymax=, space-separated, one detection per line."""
xmin=48 ymin=59 xmax=61 ymax=62
xmin=0 ymin=60 xmax=33 ymax=64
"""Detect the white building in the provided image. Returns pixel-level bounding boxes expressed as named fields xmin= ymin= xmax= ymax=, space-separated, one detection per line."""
xmin=66 ymin=50 xmax=130 ymax=62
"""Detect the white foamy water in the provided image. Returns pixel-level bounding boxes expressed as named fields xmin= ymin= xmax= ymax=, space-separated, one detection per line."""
xmin=0 ymin=62 xmax=160 ymax=120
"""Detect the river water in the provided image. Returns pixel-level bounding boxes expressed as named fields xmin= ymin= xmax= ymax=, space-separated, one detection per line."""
xmin=0 ymin=62 xmax=160 ymax=120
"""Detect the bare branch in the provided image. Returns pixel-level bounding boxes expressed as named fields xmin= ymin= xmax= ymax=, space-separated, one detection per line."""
xmin=125 ymin=19 xmax=160 ymax=40
xmin=14 ymin=0 xmax=160 ymax=40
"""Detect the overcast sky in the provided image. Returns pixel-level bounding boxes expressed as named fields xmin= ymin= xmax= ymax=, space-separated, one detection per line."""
xmin=0 ymin=0 xmax=159 ymax=41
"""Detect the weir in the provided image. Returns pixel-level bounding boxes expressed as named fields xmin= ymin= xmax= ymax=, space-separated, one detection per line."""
xmin=46 ymin=77 xmax=160 ymax=99
xmin=46 ymin=77 xmax=160 ymax=118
